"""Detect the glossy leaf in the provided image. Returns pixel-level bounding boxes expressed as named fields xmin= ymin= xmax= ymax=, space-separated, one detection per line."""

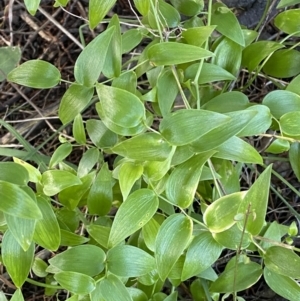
xmin=148 ymin=42 xmax=213 ymax=66
xmin=0 ymin=46 xmax=21 ymax=81
xmin=286 ymin=74 xmax=300 ymax=95
xmin=204 ymin=191 xmax=246 ymax=233
xmin=59 ymin=83 xmax=94 ymax=124
xmin=263 ymin=90 xmax=300 ymax=119
xmin=237 ymin=165 xmax=272 ymax=236
xmin=264 ymin=246 xmax=300 ymax=278
xmin=11 ymin=289 xmax=24 ymax=301
xmin=159 ymin=109 xmax=230 ymax=146
xmin=24 ymin=0 xmax=40 ymax=14
xmin=182 ymin=231 xmax=223 ymax=281
xmin=122 ymin=28 xmax=143 ymax=54
xmin=87 ymin=163 xmax=113 ymax=216
xmin=42 ymin=170 xmax=82 ymax=196
xmin=48 ymin=245 xmax=105 ymax=276
xmin=0 ymin=162 xmax=29 ymax=185
xmin=182 ymin=26 xmax=216 ymax=47
xmin=96 ymin=84 xmax=145 ymax=128
xmin=107 ymin=245 xmax=155 ymax=277
xmin=275 ymin=9 xmax=300 ymax=36
xmin=280 ymin=111 xmax=300 ymax=137
xmin=277 ymin=0 xmax=300 ymax=8
xmin=166 ymin=152 xmax=215 ymax=208
xmin=0 ymin=181 xmax=42 ymax=219
xmin=265 ymin=139 xmax=290 ymax=154
xmin=142 ymin=217 xmax=160 ymax=252
xmin=108 ymin=189 xmax=158 ymax=247
xmin=155 ymin=214 xmax=192 ymax=280
xmin=2 ymin=230 xmax=34 ymax=288
xmin=210 ymin=261 xmax=262 ymax=293
xmin=242 ymin=41 xmax=284 ymax=72
xmin=112 ymin=70 xmax=137 ymax=94
xmin=49 ymin=143 xmax=72 ymax=168
xmin=13 ymin=158 xmax=41 ymax=183
xmin=73 ymin=114 xmax=86 ymax=144
xmin=264 ymin=267 xmax=300 ymax=301
xmin=54 ymin=271 xmax=95 ymax=295
xmin=86 ymin=224 xmax=110 ymax=248
xmin=211 ymin=3 xmax=244 ymax=46
xmin=112 ymin=133 xmax=172 ymax=161
xmin=74 ymin=26 xmax=115 ymax=86
xmin=32 ymin=257 xmax=48 ymax=278
xmin=169 ymin=0 xmax=204 ymax=16
xmin=214 ymin=136 xmax=262 ymax=164
xmin=77 ymin=147 xmax=99 ymax=178
xmin=33 ymin=196 xmax=60 ymax=251
xmin=289 ymin=142 xmax=300 ymax=181
xmin=60 ymin=229 xmax=90 ymax=246
xmin=89 ymin=0 xmax=117 ymax=29
xmin=7 ymin=60 xmax=60 ymax=88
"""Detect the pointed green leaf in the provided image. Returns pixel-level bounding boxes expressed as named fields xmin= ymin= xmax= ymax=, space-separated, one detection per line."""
xmin=77 ymin=147 xmax=99 ymax=178
xmin=166 ymin=152 xmax=215 ymax=208
xmin=182 ymin=26 xmax=216 ymax=47
xmin=133 ymin=0 xmax=150 ymax=15
xmin=96 ymin=84 xmax=145 ymax=128
xmin=264 ymin=246 xmax=300 ymax=278
xmin=54 ymin=271 xmax=95 ymax=294
xmin=286 ymin=74 xmax=300 ymax=95
xmin=0 ymin=46 xmax=21 ymax=81
xmin=49 ymin=143 xmax=72 ymax=168
xmin=74 ymin=26 xmax=115 ymax=86
xmin=60 ymin=229 xmax=90 ymax=247
xmin=0 ymin=162 xmax=29 ymax=185
xmin=211 ymin=3 xmax=244 ymax=46
xmin=59 ymin=83 xmax=94 ymax=124
xmin=48 ymin=245 xmax=105 ymax=276
xmin=86 ymin=224 xmax=110 ymax=248
xmin=24 ymin=0 xmax=40 ymax=15
xmin=122 ymin=29 xmax=143 ymax=54
xmin=155 ymin=214 xmax=192 ymax=280
xmin=89 ymin=0 xmax=117 ymax=29
xmin=237 ymin=165 xmax=272 ymax=236
xmin=33 ymin=196 xmax=60 ymax=251
xmin=42 ymin=170 xmax=82 ymax=196
xmin=204 ymin=191 xmax=246 ymax=233
xmin=264 ymin=267 xmax=300 ymax=301
xmin=112 ymin=133 xmax=172 ymax=161
xmin=142 ymin=217 xmax=160 ymax=252
xmin=148 ymin=42 xmax=213 ymax=66
xmin=182 ymin=232 xmax=223 ymax=281
xmin=266 ymin=138 xmax=290 ymax=154
xmin=7 ymin=60 xmax=60 ymax=88
xmin=87 ymin=163 xmax=113 ymax=216
xmin=169 ymin=0 xmax=204 ymax=16
xmin=2 ymin=230 xmax=34 ymax=288
xmin=11 ymin=289 xmax=24 ymax=301
xmin=13 ymin=157 xmax=41 ymax=183
xmin=210 ymin=261 xmax=262 ymax=293
xmin=0 ymin=181 xmax=42 ymax=219
xmin=275 ymin=9 xmax=300 ymax=36
xmin=108 ymin=189 xmax=158 ymax=248
xmin=5 ymin=214 xmax=35 ymax=251
xmin=289 ymin=142 xmax=300 ymax=181
xmin=73 ymin=114 xmax=86 ymax=144
xmin=107 ymin=245 xmax=155 ymax=277
xmin=119 ymin=161 xmax=143 ymax=200
xmin=32 ymin=257 xmax=48 ymax=278
xmin=277 ymin=0 xmax=300 ymax=8
xmin=280 ymin=111 xmax=300 ymax=137
xmin=159 ymin=109 xmax=230 ymax=146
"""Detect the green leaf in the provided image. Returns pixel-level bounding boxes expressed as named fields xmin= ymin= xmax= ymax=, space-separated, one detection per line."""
xmin=91 ymin=274 xmax=133 ymax=301
xmin=89 ymin=0 xmax=117 ymax=29
xmin=0 ymin=162 xmax=29 ymax=185
xmin=0 ymin=46 xmax=21 ymax=81
xmin=280 ymin=111 xmax=300 ymax=137
xmin=214 ymin=136 xmax=262 ymax=164
xmin=54 ymin=271 xmax=95 ymax=295
xmin=266 ymin=138 xmax=290 ymax=154
xmin=127 ymin=287 xmax=148 ymax=301
xmin=277 ymin=0 xmax=300 ymax=8
xmin=112 ymin=133 xmax=172 ymax=161
xmin=166 ymin=152 xmax=215 ymax=208
xmin=87 ymin=163 xmax=113 ymax=216
xmin=108 ymin=189 xmax=158 ymax=247
xmin=264 ymin=267 xmax=300 ymax=301
xmin=142 ymin=217 xmax=160 ymax=252
xmin=182 ymin=26 xmax=216 ymax=47
xmin=237 ymin=165 xmax=272 ymax=236
xmin=155 ymin=214 xmax=192 ymax=280
xmin=263 ymin=90 xmax=300 ymax=119
xmin=60 ymin=229 xmax=90 ymax=247
xmin=263 ymin=49 xmax=300 ymax=78
xmin=107 ymin=245 xmax=155 ymax=277
xmin=11 ymin=289 xmax=24 ymax=301
xmin=264 ymin=246 xmax=300 ymax=278
xmin=59 ymin=83 xmax=94 ymax=124
xmin=147 ymin=42 xmax=213 ymax=66
xmin=32 ymin=257 xmax=48 ymax=278
xmin=33 ymin=196 xmax=61 ymax=251
xmin=7 ymin=60 xmax=60 ymax=88
xmin=159 ymin=109 xmax=230 ymax=146
xmin=49 ymin=143 xmax=72 ymax=168
xmin=286 ymin=74 xmax=300 ymax=95
xmin=154 ymin=0 xmax=180 ymax=28
xmin=169 ymin=0 xmax=204 ymax=16
xmin=86 ymin=119 xmax=118 ymax=148
xmin=74 ymin=26 xmax=115 ymax=86
xmin=182 ymin=232 xmax=223 ymax=281
xmin=211 ymin=3 xmax=244 ymax=46
xmin=42 ymin=170 xmax=82 ymax=196
xmin=13 ymin=158 xmax=41 ymax=183
xmin=96 ymin=84 xmax=145 ymax=128
xmin=24 ymin=0 xmax=40 ymax=15
xmin=289 ymin=142 xmax=300 ymax=181
xmin=122 ymin=29 xmax=143 ymax=54
xmin=86 ymin=224 xmax=110 ymax=248
xmin=112 ymin=70 xmax=137 ymax=94
xmin=103 ymin=14 xmax=122 ymax=78
xmin=275 ymin=9 xmax=300 ymax=36
xmin=210 ymin=261 xmax=262 ymax=293
xmin=204 ymin=191 xmax=246 ymax=233
xmin=77 ymin=147 xmax=99 ymax=178
xmin=73 ymin=114 xmax=86 ymax=144
xmin=0 ymin=181 xmax=42 ymax=219
xmin=48 ymin=245 xmax=105 ymax=276
xmin=5 ymin=214 xmax=35 ymax=251
xmin=119 ymin=161 xmax=143 ymax=200
xmin=242 ymin=41 xmax=284 ymax=72
xmin=2 ymin=230 xmax=34 ymax=288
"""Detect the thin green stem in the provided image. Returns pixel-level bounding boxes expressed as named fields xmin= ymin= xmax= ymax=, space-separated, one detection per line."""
xmin=26 ymin=278 xmax=63 ymax=290
xmin=171 ymin=66 xmax=190 ymax=109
